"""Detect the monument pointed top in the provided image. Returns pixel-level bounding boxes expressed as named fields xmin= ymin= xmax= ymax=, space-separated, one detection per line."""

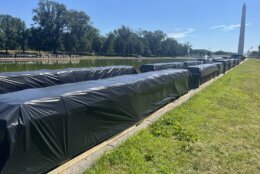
xmin=243 ymin=3 xmax=246 ymax=8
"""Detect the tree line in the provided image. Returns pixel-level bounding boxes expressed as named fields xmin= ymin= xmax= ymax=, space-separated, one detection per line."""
xmin=249 ymin=45 xmax=260 ymax=56
xmin=0 ymin=0 xmax=204 ymax=57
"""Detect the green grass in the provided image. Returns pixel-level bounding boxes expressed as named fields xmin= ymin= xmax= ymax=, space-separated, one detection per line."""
xmin=85 ymin=59 xmax=260 ymax=174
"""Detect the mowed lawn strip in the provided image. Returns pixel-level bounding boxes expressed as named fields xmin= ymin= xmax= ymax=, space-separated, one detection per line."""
xmin=85 ymin=59 xmax=260 ymax=174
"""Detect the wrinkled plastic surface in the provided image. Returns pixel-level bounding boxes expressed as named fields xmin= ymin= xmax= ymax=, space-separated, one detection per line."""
xmin=183 ymin=61 xmax=204 ymax=68
xmin=195 ymin=58 xmax=214 ymax=63
xmin=187 ymin=64 xmax=218 ymax=77
xmin=228 ymin=59 xmax=235 ymax=68
xmin=228 ymin=59 xmax=239 ymax=67
xmin=187 ymin=64 xmax=218 ymax=89
xmin=0 ymin=66 xmax=137 ymax=94
xmin=213 ymin=59 xmax=231 ymax=71
xmin=140 ymin=62 xmax=184 ymax=72
xmin=210 ymin=62 xmax=224 ymax=74
xmin=0 ymin=69 xmax=190 ymax=174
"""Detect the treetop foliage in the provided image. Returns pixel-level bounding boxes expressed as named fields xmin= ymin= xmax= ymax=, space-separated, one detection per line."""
xmin=0 ymin=0 xmax=217 ymax=56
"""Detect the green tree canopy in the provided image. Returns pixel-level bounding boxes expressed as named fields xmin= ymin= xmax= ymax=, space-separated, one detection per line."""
xmin=33 ymin=0 xmax=68 ymax=53
xmin=102 ymin=33 xmax=116 ymax=54
xmin=114 ymin=26 xmax=132 ymax=56
xmin=0 ymin=15 xmax=25 ymax=53
xmin=0 ymin=0 xmax=195 ymax=57
xmin=65 ymin=10 xmax=93 ymax=53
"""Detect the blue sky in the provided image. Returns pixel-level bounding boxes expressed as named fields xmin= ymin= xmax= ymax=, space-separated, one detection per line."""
xmin=0 ymin=0 xmax=259 ymax=52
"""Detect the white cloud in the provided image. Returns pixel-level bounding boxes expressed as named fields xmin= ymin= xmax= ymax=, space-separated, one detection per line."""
xmin=221 ymin=24 xmax=241 ymax=31
xmin=209 ymin=25 xmax=226 ymax=29
xmin=168 ymin=28 xmax=195 ymax=39
xmin=210 ymin=23 xmax=252 ymax=31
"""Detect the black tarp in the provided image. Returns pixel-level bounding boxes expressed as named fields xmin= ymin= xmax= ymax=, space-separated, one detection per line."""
xmin=228 ymin=59 xmax=239 ymax=67
xmin=140 ymin=62 xmax=184 ymax=72
xmin=210 ymin=62 xmax=225 ymax=74
xmin=0 ymin=66 xmax=137 ymax=94
xmin=187 ymin=64 xmax=218 ymax=77
xmin=183 ymin=61 xmax=204 ymax=68
xmin=195 ymin=58 xmax=214 ymax=63
xmin=226 ymin=59 xmax=233 ymax=69
xmin=187 ymin=64 xmax=218 ymax=88
xmin=228 ymin=59 xmax=235 ymax=68
xmin=213 ymin=59 xmax=231 ymax=71
xmin=0 ymin=69 xmax=190 ymax=174
xmin=230 ymin=55 xmax=245 ymax=61
xmin=235 ymin=59 xmax=240 ymax=65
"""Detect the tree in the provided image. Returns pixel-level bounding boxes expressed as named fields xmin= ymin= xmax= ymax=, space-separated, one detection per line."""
xmin=138 ymin=33 xmax=151 ymax=56
xmin=0 ymin=29 xmax=4 ymax=50
xmin=152 ymin=30 xmax=166 ymax=56
xmin=0 ymin=15 xmax=25 ymax=53
xmin=128 ymin=33 xmax=145 ymax=56
xmin=17 ymin=21 xmax=28 ymax=53
xmin=191 ymin=49 xmax=212 ymax=56
xmin=258 ymin=45 xmax=260 ymax=54
xmin=114 ymin=26 xmax=132 ymax=56
xmin=92 ymin=35 xmax=104 ymax=54
xmin=214 ymin=50 xmax=233 ymax=55
xmin=27 ymin=27 xmax=44 ymax=53
xmin=62 ymin=32 xmax=77 ymax=53
xmin=161 ymin=38 xmax=178 ymax=56
xmin=32 ymin=0 xmax=68 ymax=54
xmin=142 ymin=30 xmax=166 ymax=56
xmin=84 ymin=27 xmax=100 ymax=54
xmin=66 ymin=10 xmax=92 ymax=53
xmin=102 ymin=33 xmax=116 ymax=54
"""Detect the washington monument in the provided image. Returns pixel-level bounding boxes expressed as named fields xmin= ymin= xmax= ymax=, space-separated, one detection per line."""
xmin=237 ymin=3 xmax=246 ymax=55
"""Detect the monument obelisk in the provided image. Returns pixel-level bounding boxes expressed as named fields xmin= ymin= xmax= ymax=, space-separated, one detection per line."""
xmin=237 ymin=3 xmax=246 ymax=55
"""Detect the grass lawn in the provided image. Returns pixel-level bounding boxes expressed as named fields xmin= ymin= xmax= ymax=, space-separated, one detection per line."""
xmin=85 ymin=59 xmax=260 ymax=174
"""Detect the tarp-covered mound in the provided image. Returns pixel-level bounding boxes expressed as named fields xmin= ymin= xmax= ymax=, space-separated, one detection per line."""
xmin=195 ymin=58 xmax=214 ymax=64
xmin=213 ymin=59 xmax=231 ymax=71
xmin=187 ymin=64 xmax=218 ymax=88
xmin=228 ymin=59 xmax=239 ymax=67
xmin=234 ymin=59 xmax=240 ymax=65
xmin=140 ymin=62 xmax=184 ymax=72
xmin=210 ymin=62 xmax=225 ymax=74
xmin=0 ymin=69 xmax=190 ymax=174
xmin=0 ymin=66 xmax=137 ymax=94
xmin=228 ymin=59 xmax=235 ymax=68
xmin=183 ymin=61 xmax=204 ymax=68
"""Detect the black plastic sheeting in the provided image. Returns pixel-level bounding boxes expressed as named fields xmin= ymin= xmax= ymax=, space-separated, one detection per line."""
xmin=140 ymin=62 xmax=184 ymax=72
xmin=210 ymin=62 xmax=225 ymax=74
xmin=228 ymin=59 xmax=239 ymax=67
xmin=195 ymin=58 xmax=214 ymax=63
xmin=187 ymin=64 xmax=218 ymax=88
xmin=0 ymin=69 xmax=190 ymax=174
xmin=0 ymin=66 xmax=137 ymax=94
xmin=187 ymin=64 xmax=218 ymax=77
xmin=213 ymin=59 xmax=232 ymax=71
xmin=183 ymin=61 xmax=204 ymax=68
xmin=229 ymin=59 xmax=235 ymax=68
